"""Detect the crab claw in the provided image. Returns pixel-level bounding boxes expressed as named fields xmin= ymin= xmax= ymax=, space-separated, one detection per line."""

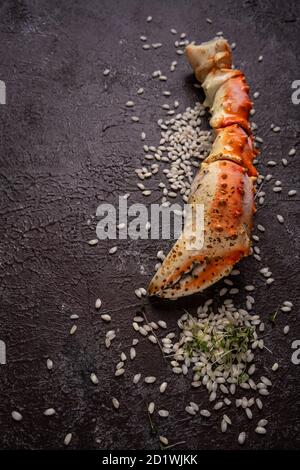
xmin=209 ymin=75 xmax=252 ymax=134
xmin=185 ymin=39 xmax=232 ymax=83
xmin=148 ymin=160 xmax=254 ymax=299
xmin=207 ymin=124 xmax=258 ymax=177
xmin=186 ymin=42 xmax=252 ymax=134
xmin=202 ymin=68 xmax=242 ymax=108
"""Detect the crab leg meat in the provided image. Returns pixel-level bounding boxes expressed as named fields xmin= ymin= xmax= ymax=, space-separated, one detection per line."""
xmin=148 ymin=38 xmax=258 ymax=299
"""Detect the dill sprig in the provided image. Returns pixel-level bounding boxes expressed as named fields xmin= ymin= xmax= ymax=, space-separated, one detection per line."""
xmin=184 ymin=320 xmax=254 ymax=374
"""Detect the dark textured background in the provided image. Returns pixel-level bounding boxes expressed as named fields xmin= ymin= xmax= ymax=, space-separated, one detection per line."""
xmin=0 ymin=0 xmax=299 ymax=450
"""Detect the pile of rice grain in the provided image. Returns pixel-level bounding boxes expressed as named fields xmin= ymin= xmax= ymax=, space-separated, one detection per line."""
xmin=136 ymin=102 xmax=213 ymax=204
xmin=164 ymin=298 xmax=269 ymax=399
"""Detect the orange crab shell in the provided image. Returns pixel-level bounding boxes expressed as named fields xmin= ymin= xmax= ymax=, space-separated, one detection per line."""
xmin=206 ymin=124 xmax=259 ymax=177
xmin=210 ymin=75 xmax=253 ymax=134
